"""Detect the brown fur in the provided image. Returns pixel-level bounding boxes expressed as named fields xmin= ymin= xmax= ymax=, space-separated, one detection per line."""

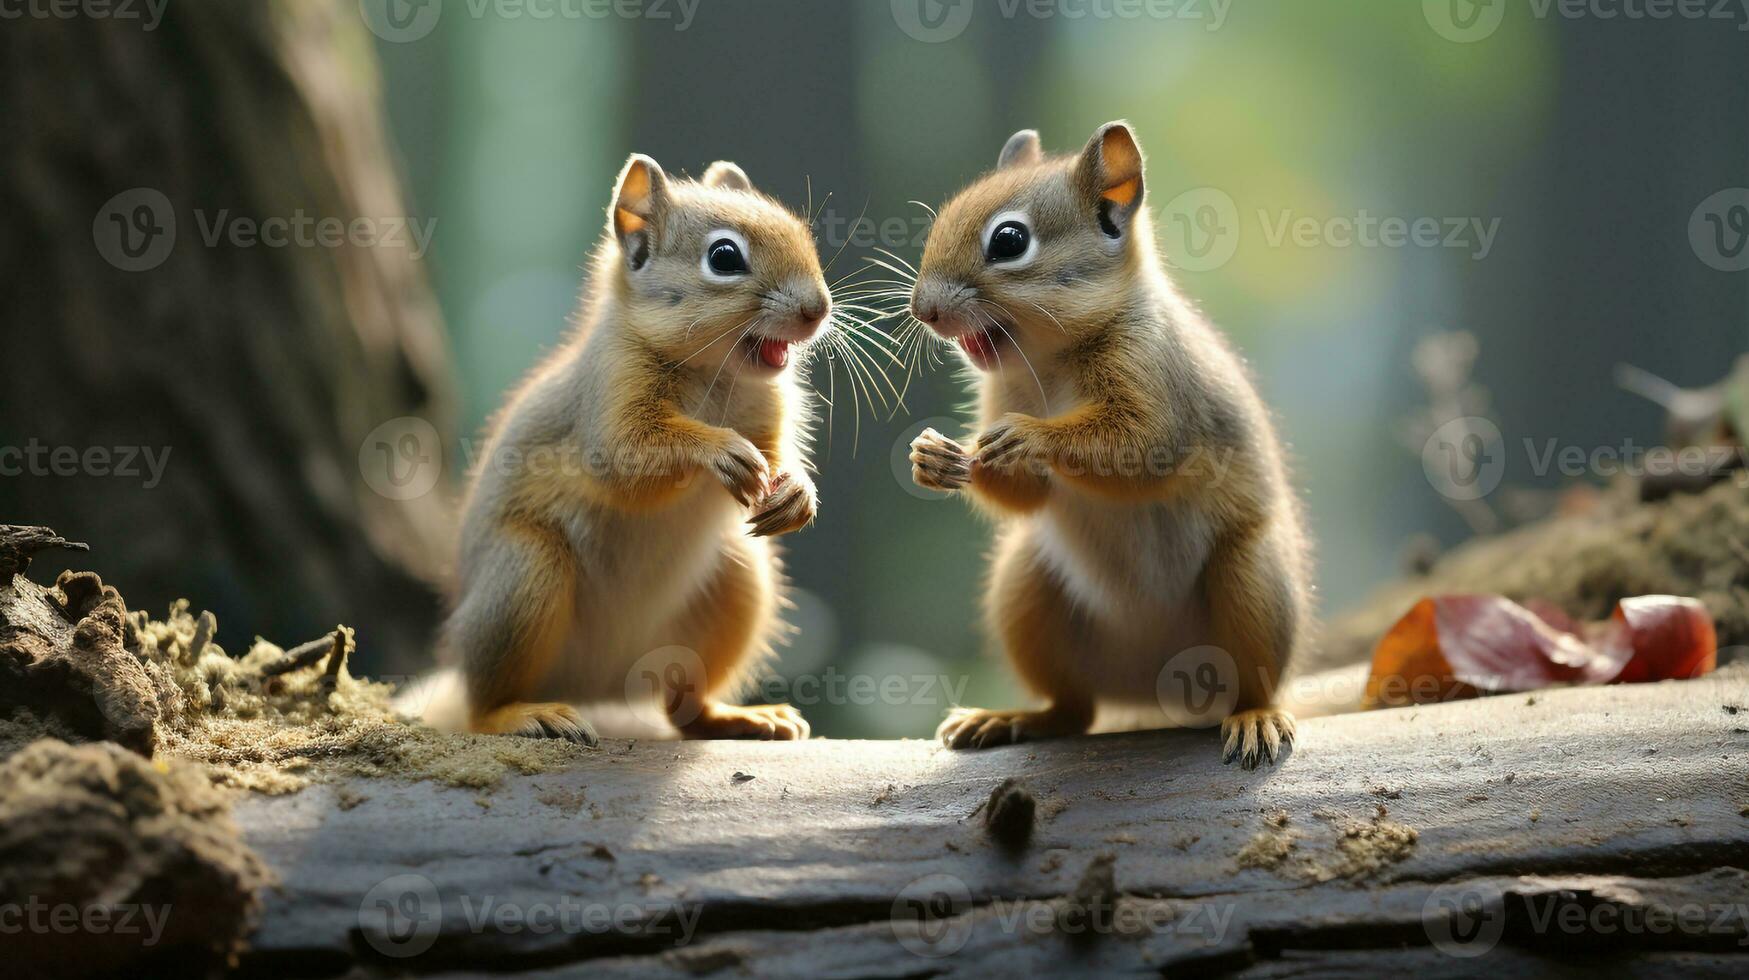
xmin=910 ymin=123 xmax=1312 ymax=767
xmin=446 ymin=152 xmax=828 ymax=744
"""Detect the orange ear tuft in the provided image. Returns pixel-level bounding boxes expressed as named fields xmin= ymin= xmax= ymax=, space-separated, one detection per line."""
xmin=1076 ymin=122 xmax=1146 ymax=237
xmin=609 ymin=154 xmax=667 ymax=267
xmin=1098 ymin=124 xmax=1143 ymax=189
xmin=614 ymin=207 xmax=646 ymax=237
xmin=1103 ymin=176 xmax=1141 ymax=208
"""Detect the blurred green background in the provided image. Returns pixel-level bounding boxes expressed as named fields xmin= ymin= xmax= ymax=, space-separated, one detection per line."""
xmin=369 ymin=0 xmax=1748 ymax=736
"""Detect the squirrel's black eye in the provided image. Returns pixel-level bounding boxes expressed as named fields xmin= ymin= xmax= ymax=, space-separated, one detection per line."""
xmin=986 ymin=221 xmax=1030 ymax=262
xmin=706 ymin=238 xmax=748 ymax=275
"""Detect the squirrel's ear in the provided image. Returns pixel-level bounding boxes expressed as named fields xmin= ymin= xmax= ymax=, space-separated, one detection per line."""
xmin=997 ymin=129 xmax=1043 ymax=170
xmin=1074 ymin=121 xmax=1145 ymax=240
xmin=701 ymin=160 xmax=752 ymax=192
xmin=611 ymin=153 xmax=668 ymax=270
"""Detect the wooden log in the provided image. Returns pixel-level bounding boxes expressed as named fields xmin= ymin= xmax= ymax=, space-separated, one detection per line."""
xmin=232 ymin=668 xmax=1749 ymax=976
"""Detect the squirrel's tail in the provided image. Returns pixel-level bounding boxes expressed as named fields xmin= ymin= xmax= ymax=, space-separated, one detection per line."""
xmin=391 ymin=668 xmax=470 ymax=731
xmin=1275 ymin=662 xmax=1371 ymax=719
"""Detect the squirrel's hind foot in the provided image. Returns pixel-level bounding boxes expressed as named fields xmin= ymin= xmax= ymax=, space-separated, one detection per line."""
xmin=1221 ymin=708 xmax=1296 ymax=769
xmin=473 ymin=702 xmax=599 ymax=746
xmin=937 ymin=704 xmax=1090 ymax=750
xmin=678 ymin=702 xmax=810 ymax=740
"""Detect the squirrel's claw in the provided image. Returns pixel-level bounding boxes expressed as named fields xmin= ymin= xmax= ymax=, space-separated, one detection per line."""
xmin=748 ymin=473 xmax=816 ymax=537
xmin=1220 ymin=708 xmax=1296 ymax=769
xmin=711 ymin=435 xmax=770 ymax=506
xmin=910 ymin=427 xmax=972 ymax=491
xmin=679 ymin=702 xmax=811 ymax=740
xmin=974 ymin=414 xmax=1036 ymax=469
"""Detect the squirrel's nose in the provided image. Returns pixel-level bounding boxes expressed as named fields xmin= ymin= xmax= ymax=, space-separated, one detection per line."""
xmin=914 ymin=300 xmax=939 ymax=324
xmin=800 ymin=297 xmax=828 ymax=324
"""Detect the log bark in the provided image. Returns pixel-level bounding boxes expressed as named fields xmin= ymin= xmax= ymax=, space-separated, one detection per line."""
xmin=232 ymin=668 xmax=1749 ymax=976
xmin=0 ymin=1 xmax=455 ymax=674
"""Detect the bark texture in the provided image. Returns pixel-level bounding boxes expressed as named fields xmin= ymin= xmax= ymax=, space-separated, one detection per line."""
xmin=0 ymin=1 xmax=456 ymax=674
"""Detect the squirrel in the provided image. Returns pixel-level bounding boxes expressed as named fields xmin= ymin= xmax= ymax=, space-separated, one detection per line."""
xmin=442 ymin=153 xmax=828 ymax=745
xmin=905 ymin=122 xmax=1312 ymax=768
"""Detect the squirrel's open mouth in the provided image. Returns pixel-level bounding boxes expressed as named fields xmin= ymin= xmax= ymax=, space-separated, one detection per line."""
xmin=740 ymin=335 xmax=793 ymax=370
xmin=956 ymin=328 xmax=998 ymax=367
xmin=939 ymin=321 xmax=1007 ymax=370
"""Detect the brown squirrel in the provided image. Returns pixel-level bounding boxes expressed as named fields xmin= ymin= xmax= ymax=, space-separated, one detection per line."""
xmin=442 ymin=153 xmax=828 ymax=744
xmin=906 ymin=122 xmax=1312 ymax=767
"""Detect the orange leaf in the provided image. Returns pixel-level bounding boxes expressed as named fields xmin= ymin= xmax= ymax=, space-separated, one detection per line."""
xmin=1364 ymin=594 xmax=1716 ymax=709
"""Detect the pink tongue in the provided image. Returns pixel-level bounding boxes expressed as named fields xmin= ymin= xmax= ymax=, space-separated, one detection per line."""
xmin=959 ymin=330 xmax=995 ymax=362
xmin=759 ymin=338 xmax=789 ymax=369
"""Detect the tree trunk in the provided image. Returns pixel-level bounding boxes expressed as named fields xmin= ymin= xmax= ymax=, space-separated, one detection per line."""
xmin=0 ymin=1 xmax=455 ymax=673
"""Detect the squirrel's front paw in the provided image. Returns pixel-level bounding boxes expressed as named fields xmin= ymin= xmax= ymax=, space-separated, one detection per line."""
xmin=749 ymin=472 xmax=816 ymax=536
xmin=707 ymin=434 xmax=770 ymax=506
xmin=975 ymin=413 xmax=1041 ymax=469
xmin=910 ymin=427 xmax=971 ymax=491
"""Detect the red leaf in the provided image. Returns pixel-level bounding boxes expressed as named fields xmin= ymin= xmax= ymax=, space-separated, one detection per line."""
xmin=1364 ymin=594 xmax=1716 ymax=709
xmin=1604 ymin=595 xmax=1717 ymax=684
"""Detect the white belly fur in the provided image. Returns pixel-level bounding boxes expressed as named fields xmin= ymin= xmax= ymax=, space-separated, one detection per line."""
xmin=535 ymin=481 xmax=752 ymax=702
xmin=1033 ymin=488 xmax=1218 ymax=702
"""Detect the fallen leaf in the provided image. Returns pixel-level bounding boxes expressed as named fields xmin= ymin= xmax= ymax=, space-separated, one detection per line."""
xmin=1365 ymin=594 xmax=1715 ymax=709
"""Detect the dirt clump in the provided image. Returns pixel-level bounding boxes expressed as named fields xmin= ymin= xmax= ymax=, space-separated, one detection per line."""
xmin=0 ymin=739 xmax=274 ymax=976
